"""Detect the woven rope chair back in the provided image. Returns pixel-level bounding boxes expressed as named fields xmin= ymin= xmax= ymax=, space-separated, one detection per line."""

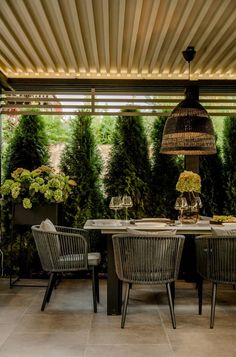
xmin=32 ymin=225 xmax=88 ymax=272
xmin=196 ymin=235 xmax=236 ymax=284
xmin=112 ymin=234 xmax=185 ymax=284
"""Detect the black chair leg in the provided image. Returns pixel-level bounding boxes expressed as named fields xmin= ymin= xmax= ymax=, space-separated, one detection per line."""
xmin=41 ymin=273 xmax=55 ymax=311
xmin=166 ymin=283 xmax=176 ymax=329
xmin=46 ymin=273 xmax=57 ymax=303
xmin=197 ymin=276 xmax=203 ymax=315
xmin=170 ymin=281 xmax=175 ymax=307
xmin=210 ymin=282 xmax=217 ymax=329
xmin=95 ymin=266 xmax=100 ymax=303
xmin=91 ymin=267 xmax=97 ymax=313
xmin=121 ymin=282 xmax=131 ymax=328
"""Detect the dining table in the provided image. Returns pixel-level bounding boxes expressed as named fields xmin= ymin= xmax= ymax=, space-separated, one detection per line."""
xmin=84 ymin=218 xmax=236 ymax=315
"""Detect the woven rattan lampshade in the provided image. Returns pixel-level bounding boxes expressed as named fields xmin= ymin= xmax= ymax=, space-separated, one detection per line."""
xmin=161 ymin=46 xmax=216 ymax=155
xmin=160 ymin=87 xmax=216 ymax=155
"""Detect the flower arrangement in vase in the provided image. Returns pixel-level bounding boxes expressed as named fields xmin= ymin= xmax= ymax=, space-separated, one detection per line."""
xmin=175 ymin=170 xmax=202 ymax=224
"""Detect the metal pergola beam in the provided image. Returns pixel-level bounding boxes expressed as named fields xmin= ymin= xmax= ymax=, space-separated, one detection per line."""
xmin=6 ymin=78 xmax=236 ymax=95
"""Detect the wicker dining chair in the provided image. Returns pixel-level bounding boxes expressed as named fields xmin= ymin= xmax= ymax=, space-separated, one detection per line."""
xmin=195 ymin=234 xmax=236 ymax=328
xmin=31 ymin=224 xmax=100 ymax=312
xmin=112 ymin=233 xmax=185 ymax=328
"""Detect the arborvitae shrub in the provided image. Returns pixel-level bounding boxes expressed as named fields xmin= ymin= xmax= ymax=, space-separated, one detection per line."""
xmin=222 ymin=116 xmax=236 ymax=215
xmin=150 ymin=116 xmax=181 ymax=219
xmin=3 ymin=114 xmax=49 ymax=178
xmin=2 ymin=114 xmax=49 ymax=277
xmin=104 ymin=110 xmax=151 ymax=218
xmin=199 ymin=142 xmax=225 ymax=217
xmin=60 ymin=115 xmax=105 ymax=227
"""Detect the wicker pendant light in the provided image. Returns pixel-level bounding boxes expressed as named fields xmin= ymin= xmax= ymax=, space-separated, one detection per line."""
xmin=160 ymin=47 xmax=216 ymax=155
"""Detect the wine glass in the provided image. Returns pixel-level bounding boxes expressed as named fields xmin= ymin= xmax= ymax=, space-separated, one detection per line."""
xmin=174 ymin=196 xmax=188 ymax=223
xmin=109 ymin=196 xmax=122 ymax=219
xmin=122 ymin=195 xmax=133 ymax=221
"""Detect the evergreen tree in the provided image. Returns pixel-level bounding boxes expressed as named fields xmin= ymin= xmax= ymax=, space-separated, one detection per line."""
xmin=150 ymin=116 xmax=181 ymax=219
xmin=60 ymin=115 xmax=105 ymax=226
xmin=1 ymin=114 xmax=49 ymax=277
xmin=3 ymin=114 xmax=49 ymax=178
xmin=199 ymin=142 xmax=224 ymax=217
xmin=222 ymin=116 xmax=236 ymax=215
xmin=104 ymin=110 xmax=151 ymax=218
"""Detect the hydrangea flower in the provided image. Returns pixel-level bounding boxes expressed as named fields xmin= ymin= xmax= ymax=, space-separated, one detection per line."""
xmin=0 ymin=165 xmax=76 ymax=209
xmin=176 ymin=171 xmax=201 ymax=193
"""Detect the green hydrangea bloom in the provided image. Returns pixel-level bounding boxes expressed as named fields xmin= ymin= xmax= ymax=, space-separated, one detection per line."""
xmin=23 ymin=198 xmax=32 ymax=209
xmin=0 ymin=166 xmax=76 ymax=209
xmin=35 ymin=177 xmax=44 ymax=184
xmin=48 ymin=178 xmax=61 ymax=189
xmin=176 ymin=171 xmax=201 ymax=193
xmin=44 ymin=189 xmax=53 ymax=200
xmin=29 ymin=182 xmax=41 ymax=192
xmin=0 ymin=179 xmax=14 ymax=195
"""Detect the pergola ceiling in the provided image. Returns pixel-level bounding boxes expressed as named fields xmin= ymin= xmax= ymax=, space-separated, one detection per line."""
xmin=0 ymin=0 xmax=236 ymax=80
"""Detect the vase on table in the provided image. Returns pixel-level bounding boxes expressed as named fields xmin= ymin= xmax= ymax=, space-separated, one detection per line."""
xmin=175 ymin=192 xmax=202 ymax=224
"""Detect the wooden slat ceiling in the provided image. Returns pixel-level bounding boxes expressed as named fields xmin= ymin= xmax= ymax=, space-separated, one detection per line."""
xmin=0 ymin=0 xmax=236 ymax=80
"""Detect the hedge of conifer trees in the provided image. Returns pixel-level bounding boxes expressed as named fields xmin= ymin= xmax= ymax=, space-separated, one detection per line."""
xmin=60 ymin=115 xmax=105 ymax=227
xmin=104 ymin=110 xmax=151 ymax=218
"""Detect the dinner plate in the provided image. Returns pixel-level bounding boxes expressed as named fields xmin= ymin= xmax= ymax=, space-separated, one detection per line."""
xmin=134 ymin=222 xmax=167 ymax=228
xmin=134 ymin=218 xmax=172 ymax=223
xmin=92 ymin=219 xmax=122 ymax=227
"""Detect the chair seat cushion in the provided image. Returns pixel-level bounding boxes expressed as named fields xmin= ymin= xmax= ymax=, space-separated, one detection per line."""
xmin=40 ymin=219 xmax=61 ymax=253
xmin=59 ymin=252 xmax=101 ymax=266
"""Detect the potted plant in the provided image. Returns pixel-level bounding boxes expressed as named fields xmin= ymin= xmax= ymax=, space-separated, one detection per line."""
xmin=0 ymin=165 xmax=76 ymax=225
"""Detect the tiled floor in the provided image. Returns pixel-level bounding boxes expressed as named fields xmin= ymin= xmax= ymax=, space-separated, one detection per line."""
xmin=0 ymin=278 xmax=236 ymax=356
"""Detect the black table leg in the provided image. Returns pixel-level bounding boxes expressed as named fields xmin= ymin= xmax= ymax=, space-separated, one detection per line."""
xmin=107 ymin=235 xmax=122 ymax=315
xmin=179 ymin=234 xmax=197 ymax=282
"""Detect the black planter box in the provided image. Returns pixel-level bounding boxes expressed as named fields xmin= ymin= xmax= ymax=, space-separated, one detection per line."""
xmin=13 ymin=204 xmax=60 ymax=225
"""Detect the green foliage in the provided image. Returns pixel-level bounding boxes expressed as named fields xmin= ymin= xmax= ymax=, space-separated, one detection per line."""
xmin=41 ymin=115 xmax=71 ymax=144
xmin=150 ymin=116 xmax=181 ymax=219
xmin=212 ymin=117 xmax=224 ymax=149
xmin=199 ymin=142 xmax=225 ymax=216
xmin=1 ymin=114 xmax=50 ymax=277
xmin=91 ymin=116 xmax=116 ymax=144
xmin=104 ymin=110 xmax=151 ymax=218
xmin=2 ymin=115 xmax=19 ymax=146
xmin=222 ymin=116 xmax=236 ymax=215
xmin=60 ymin=115 xmax=105 ymax=226
xmin=3 ymin=114 xmax=49 ymax=179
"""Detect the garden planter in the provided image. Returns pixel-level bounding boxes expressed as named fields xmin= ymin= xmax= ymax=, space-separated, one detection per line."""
xmin=13 ymin=204 xmax=60 ymax=225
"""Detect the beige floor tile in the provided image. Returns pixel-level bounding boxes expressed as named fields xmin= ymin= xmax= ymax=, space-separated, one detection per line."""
xmin=85 ymin=344 xmax=174 ymax=357
xmin=0 ymin=333 xmax=86 ymax=357
xmin=16 ymin=313 xmax=92 ymax=334
xmin=0 ymin=278 xmax=236 ymax=356
xmin=88 ymin=324 xmax=167 ymax=345
xmin=0 ymin=324 xmax=17 ymax=345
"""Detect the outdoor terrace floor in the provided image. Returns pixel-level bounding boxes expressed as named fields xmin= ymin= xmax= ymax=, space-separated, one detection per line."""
xmin=0 ymin=278 xmax=236 ymax=356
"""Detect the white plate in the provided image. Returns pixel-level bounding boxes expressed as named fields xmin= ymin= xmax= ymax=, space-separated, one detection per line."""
xmin=92 ymin=219 xmax=122 ymax=227
xmin=135 ymin=218 xmax=171 ymax=223
xmin=134 ymin=222 xmax=167 ymax=228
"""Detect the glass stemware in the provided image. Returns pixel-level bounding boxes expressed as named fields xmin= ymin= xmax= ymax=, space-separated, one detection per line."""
xmin=174 ymin=196 xmax=188 ymax=223
xmin=109 ymin=196 xmax=122 ymax=219
xmin=122 ymin=195 xmax=133 ymax=221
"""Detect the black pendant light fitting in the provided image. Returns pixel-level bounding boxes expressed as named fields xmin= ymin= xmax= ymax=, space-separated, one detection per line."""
xmin=160 ymin=46 xmax=216 ymax=155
